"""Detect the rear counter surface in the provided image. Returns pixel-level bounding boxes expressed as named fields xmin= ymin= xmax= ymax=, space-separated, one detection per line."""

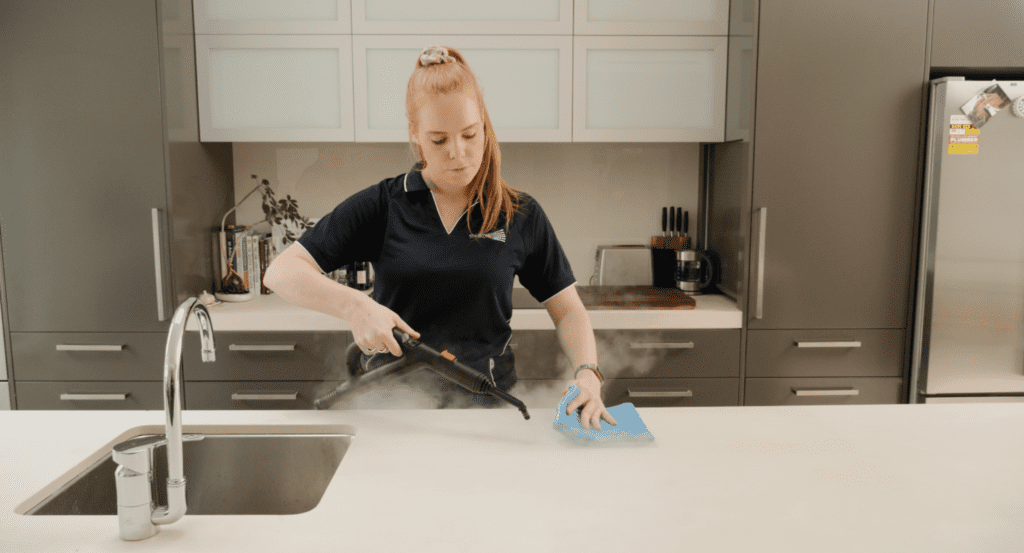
xmin=186 ymin=291 xmax=742 ymax=331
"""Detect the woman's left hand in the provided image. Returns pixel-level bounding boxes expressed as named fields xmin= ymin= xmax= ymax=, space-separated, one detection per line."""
xmin=561 ymin=371 xmax=618 ymax=431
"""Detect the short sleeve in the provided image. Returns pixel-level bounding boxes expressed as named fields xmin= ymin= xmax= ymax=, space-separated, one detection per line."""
xmin=516 ymin=198 xmax=576 ymax=303
xmin=297 ymin=183 xmax=387 ymax=273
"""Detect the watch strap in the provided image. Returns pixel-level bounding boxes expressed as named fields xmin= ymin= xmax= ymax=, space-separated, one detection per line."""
xmin=574 ymin=364 xmax=603 ymax=383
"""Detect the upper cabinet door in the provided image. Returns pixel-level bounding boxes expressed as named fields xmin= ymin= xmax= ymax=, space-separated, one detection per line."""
xmin=931 ymin=0 xmax=1024 ymax=68
xmin=196 ymin=35 xmax=354 ymax=142
xmin=573 ymin=36 xmax=727 ymax=142
xmin=351 ymin=0 xmax=572 ymax=35
xmin=574 ymin=0 xmax=729 ymax=35
xmin=352 ymin=35 xmax=572 ymax=142
xmin=193 ymin=0 xmax=351 ymax=34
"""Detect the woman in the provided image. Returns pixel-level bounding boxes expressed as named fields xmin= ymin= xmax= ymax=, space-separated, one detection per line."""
xmin=264 ymin=46 xmax=616 ymax=431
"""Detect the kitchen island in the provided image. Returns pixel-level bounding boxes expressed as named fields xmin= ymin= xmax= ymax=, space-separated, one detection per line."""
xmin=4 ymin=403 xmax=1022 ymax=552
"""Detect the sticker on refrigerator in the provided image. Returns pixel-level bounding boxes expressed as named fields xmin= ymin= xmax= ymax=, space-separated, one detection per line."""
xmin=948 ymin=115 xmax=979 ymax=155
xmin=959 ymin=84 xmax=1012 ymax=128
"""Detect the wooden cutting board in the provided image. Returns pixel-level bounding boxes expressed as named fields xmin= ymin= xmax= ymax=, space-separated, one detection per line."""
xmin=575 ymin=286 xmax=696 ymax=310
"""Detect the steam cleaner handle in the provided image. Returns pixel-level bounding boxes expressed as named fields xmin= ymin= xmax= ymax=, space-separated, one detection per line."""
xmin=391 ymin=328 xmax=492 ymax=392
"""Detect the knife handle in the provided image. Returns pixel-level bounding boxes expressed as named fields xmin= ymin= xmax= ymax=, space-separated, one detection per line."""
xmin=668 ymin=207 xmax=675 ymax=235
xmin=678 ymin=208 xmax=684 ymax=236
xmin=662 ymin=207 xmax=667 ymax=235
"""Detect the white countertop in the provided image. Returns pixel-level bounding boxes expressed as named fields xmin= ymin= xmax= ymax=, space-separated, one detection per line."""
xmin=189 ymin=292 xmax=742 ymax=331
xmin=4 ymin=403 xmax=1023 ymax=552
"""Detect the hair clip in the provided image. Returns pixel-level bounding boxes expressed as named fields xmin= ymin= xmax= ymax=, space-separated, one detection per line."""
xmin=420 ymin=45 xmax=456 ymax=66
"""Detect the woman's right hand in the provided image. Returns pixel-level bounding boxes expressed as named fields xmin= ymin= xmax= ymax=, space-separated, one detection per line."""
xmin=348 ymin=296 xmax=419 ymax=356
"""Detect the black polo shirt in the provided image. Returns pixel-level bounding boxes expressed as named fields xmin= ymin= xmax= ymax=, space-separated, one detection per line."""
xmin=297 ymin=168 xmax=576 ymax=376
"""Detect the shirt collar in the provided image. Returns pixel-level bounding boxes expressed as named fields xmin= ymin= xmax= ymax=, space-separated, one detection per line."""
xmin=404 ymin=169 xmax=481 ymax=208
xmin=403 ymin=170 xmax=429 ymax=193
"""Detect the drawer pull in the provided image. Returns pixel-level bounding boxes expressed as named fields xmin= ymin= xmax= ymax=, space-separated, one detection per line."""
xmin=793 ymin=388 xmax=860 ymax=397
xmin=627 ymin=389 xmax=694 ymax=398
xmin=228 ymin=344 xmax=296 ymax=352
xmin=629 ymin=342 xmax=695 ymax=349
xmin=60 ymin=393 xmax=128 ymax=401
xmin=231 ymin=392 xmax=299 ymax=401
xmin=795 ymin=341 xmax=862 ymax=348
xmin=56 ymin=344 xmax=125 ymax=352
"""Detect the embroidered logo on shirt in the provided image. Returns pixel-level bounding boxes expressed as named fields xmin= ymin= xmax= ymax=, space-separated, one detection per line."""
xmin=469 ymin=229 xmax=506 ymax=243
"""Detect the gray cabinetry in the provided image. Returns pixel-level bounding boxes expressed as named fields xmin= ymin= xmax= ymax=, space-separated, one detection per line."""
xmin=746 ymin=0 xmax=925 ymax=331
xmin=0 ymin=0 xmax=233 ymax=408
xmin=16 ymin=382 xmax=164 ymax=410
xmin=512 ymin=329 xmax=741 ymax=408
xmin=709 ymin=0 xmax=928 ymax=405
xmin=185 ymin=381 xmax=342 ymax=410
xmin=182 ymin=331 xmax=350 ymax=409
xmin=931 ymin=0 xmax=1024 ymax=68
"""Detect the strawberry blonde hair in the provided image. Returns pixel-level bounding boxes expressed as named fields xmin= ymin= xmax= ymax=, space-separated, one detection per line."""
xmin=406 ymin=46 xmax=520 ymax=235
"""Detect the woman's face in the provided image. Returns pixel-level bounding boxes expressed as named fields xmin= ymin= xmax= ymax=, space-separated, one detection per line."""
xmin=411 ymin=92 xmax=485 ymax=194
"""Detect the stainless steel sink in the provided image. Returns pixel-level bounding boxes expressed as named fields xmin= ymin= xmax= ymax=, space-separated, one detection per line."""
xmin=20 ymin=424 xmax=353 ymax=516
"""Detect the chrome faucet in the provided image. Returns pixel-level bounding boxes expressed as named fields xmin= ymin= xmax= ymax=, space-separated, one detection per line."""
xmin=113 ymin=297 xmax=215 ymax=541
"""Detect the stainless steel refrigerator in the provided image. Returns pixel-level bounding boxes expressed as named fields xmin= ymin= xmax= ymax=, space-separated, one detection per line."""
xmin=911 ymin=77 xmax=1024 ymax=403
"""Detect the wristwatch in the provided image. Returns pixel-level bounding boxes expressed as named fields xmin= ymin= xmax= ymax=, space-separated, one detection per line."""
xmin=574 ymin=364 xmax=604 ymax=384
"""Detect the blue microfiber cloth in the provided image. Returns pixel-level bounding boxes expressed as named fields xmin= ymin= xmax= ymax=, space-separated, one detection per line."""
xmin=553 ymin=385 xmax=655 ymax=444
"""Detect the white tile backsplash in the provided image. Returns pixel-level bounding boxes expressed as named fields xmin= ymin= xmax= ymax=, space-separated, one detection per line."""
xmin=233 ymin=142 xmax=700 ymax=285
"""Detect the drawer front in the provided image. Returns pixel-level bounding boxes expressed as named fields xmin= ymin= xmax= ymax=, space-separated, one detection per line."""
xmin=744 ymin=377 xmax=904 ymax=406
xmin=604 ymin=377 xmax=739 ymax=407
xmin=11 ymin=333 xmax=167 ymax=381
xmin=15 ymin=381 xmax=163 ymax=410
xmin=508 ymin=331 xmax=570 ymax=380
xmin=184 ymin=332 xmax=350 ymax=381
xmin=595 ymin=329 xmax=741 ymax=378
xmin=745 ymin=329 xmax=905 ymax=378
xmin=185 ymin=381 xmax=342 ymax=410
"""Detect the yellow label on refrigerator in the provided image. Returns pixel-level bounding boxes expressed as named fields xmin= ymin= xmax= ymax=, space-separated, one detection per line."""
xmin=948 ymin=114 xmax=979 ymax=154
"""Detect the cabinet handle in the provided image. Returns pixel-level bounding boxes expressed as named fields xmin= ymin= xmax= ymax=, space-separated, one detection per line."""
xmin=56 ymin=344 xmax=125 ymax=352
xmin=628 ymin=390 xmax=693 ymax=398
xmin=228 ymin=344 xmax=296 ymax=352
xmin=755 ymin=207 xmax=767 ymax=320
xmin=231 ymin=392 xmax=299 ymax=401
xmin=629 ymin=342 xmax=695 ymax=349
xmin=151 ymin=208 xmax=169 ymax=322
xmin=792 ymin=388 xmax=860 ymax=397
xmin=60 ymin=393 xmax=128 ymax=401
xmin=795 ymin=341 xmax=862 ymax=348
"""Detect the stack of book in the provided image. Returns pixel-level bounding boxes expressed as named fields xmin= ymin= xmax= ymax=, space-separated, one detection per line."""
xmin=211 ymin=226 xmax=276 ymax=295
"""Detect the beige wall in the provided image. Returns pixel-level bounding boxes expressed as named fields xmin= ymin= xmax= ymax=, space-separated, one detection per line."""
xmin=233 ymin=142 xmax=701 ymax=286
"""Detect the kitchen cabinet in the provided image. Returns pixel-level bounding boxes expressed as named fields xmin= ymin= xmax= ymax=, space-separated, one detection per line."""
xmin=350 ymin=0 xmax=573 ymax=35
xmin=15 ymin=382 xmax=164 ymax=411
xmin=707 ymin=0 xmax=928 ymax=404
xmin=743 ymin=377 xmax=903 ymax=406
xmin=572 ymin=36 xmax=727 ymax=142
xmin=512 ymin=328 xmax=741 ymax=407
xmin=184 ymin=381 xmax=342 ymax=410
xmin=182 ymin=331 xmax=350 ymax=381
xmin=194 ymin=35 xmax=355 ymax=142
xmin=182 ymin=331 xmax=349 ymax=409
xmin=352 ymin=35 xmax=573 ymax=142
xmin=573 ymin=0 xmax=729 ymax=36
xmin=10 ymin=333 xmax=167 ymax=382
xmin=0 ymin=0 xmax=233 ymax=409
xmin=931 ymin=0 xmax=1024 ymax=69
xmin=193 ymin=0 xmax=352 ymax=34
